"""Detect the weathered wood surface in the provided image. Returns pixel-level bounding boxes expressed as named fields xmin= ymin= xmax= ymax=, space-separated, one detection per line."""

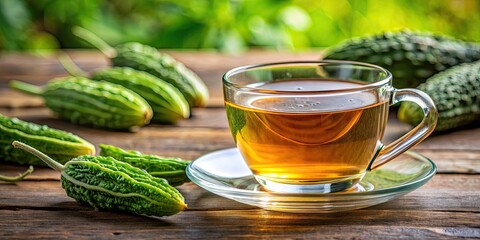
xmin=0 ymin=51 xmax=479 ymax=239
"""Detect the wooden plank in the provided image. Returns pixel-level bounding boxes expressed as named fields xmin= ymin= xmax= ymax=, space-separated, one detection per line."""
xmin=0 ymin=175 xmax=478 ymax=212
xmin=1 ymin=175 xmax=479 ymax=239
xmin=0 ymin=164 xmax=59 ymax=181
xmin=413 ymin=149 xmax=480 ymax=174
xmin=0 ymin=209 xmax=478 ymax=239
xmin=0 ymin=90 xmax=44 ymax=108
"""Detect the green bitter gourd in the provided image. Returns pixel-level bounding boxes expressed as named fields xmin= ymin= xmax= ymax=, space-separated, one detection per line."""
xmin=99 ymin=144 xmax=190 ymax=186
xmin=398 ymin=61 xmax=480 ymax=132
xmin=0 ymin=114 xmax=95 ymax=165
xmin=9 ymin=77 xmax=153 ymax=131
xmin=92 ymin=67 xmax=190 ymax=123
xmin=59 ymin=56 xmax=190 ymax=123
xmin=72 ymin=26 xmax=209 ymax=108
xmin=13 ymin=141 xmax=187 ymax=217
xmin=324 ymin=30 xmax=480 ymax=88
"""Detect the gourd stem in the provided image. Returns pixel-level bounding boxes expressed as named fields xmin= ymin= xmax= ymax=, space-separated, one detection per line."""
xmin=12 ymin=141 xmax=65 ymax=172
xmin=9 ymin=80 xmax=43 ymax=96
xmin=72 ymin=26 xmax=117 ymax=58
xmin=0 ymin=166 xmax=34 ymax=182
xmin=58 ymin=53 xmax=89 ymax=77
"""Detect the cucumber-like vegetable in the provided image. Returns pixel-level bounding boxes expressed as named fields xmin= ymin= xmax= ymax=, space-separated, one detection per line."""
xmin=99 ymin=144 xmax=190 ymax=186
xmin=112 ymin=43 xmax=209 ymax=107
xmin=59 ymin=55 xmax=191 ymax=124
xmin=398 ymin=61 xmax=480 ymax=132
xmin=92 ymin=67 xmax=190 ymax=123
xmin=13 ymin=141 xmax=187 ymax=217
xmin=324 ymin=30 xmax=480 ymax=88
xmin=0 ymin=166 xmax=34 ymax=182
xmin=72 ymin=26 xmax=209 ymax=108
xmin=9 ymin=77 xmax=153 ymax=131
xmin=0 ymin=114 xmax=95 ymax=165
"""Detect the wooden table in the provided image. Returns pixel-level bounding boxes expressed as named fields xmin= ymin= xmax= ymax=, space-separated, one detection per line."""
xmin=0 ymin=51 xmax=479 ymax=239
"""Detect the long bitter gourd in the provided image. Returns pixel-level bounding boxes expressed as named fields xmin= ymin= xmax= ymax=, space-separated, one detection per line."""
xmin=324 ymin=30 xmax=480 ymax=88
xmin=59 ymin=56 xmax=191 ymax=124
xmin=9 ymin=77 xmax=153 ymax=131
xmin=72 ymin=26 xmax=209 ymax=108
xmin=0 ymin=114 xmax=95 ymax=165
xmin=99 ymin=144 xmax=190 ymax=186
xmin=13 ymin=141 xmax=187 ymax=217
xmin=92 ymin=67 xmax=190 ymax=123
xmin=398 ymin=61 xmax=480 ymax=132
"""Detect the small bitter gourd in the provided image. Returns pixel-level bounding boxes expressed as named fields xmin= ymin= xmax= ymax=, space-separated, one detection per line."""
xmin=324 ymin=30 xmax=480 ymax=88
xmin=72 ymin=26 xmax=209 ymax=108
xmin=398 ymin=61 xmax=480 ymax=132
xmin=60 ymin=57 xmax=191 ymax=124
xmin=9 ymin=77 xmax=153 ymax=131
xmin=92 ymin=67 xmax=190 ymax=123
xmin=0 ymin=114 xmax=95 ymax=165
xmin=13 ymin=141 xmax=187 ymax=217
xmin=99 ymin=144 xmax=190 ymax=186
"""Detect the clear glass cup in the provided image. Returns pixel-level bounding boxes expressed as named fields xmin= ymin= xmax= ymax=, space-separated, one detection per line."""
xmin=223 ymin=61 xmax=437 ymax=193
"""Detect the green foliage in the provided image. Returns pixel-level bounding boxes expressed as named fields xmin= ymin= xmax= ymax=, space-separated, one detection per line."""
xmin=0 ymin=0 xmax=479 ymax=52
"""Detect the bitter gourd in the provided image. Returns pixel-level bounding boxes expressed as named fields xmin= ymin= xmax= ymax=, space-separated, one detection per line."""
xmin=0 ymin=114 xmax=95 ymax=165
xmin=60 ymin=57 xmax=191 ymax=124
xmin=13 ymin=141 xmax=187 ymax=217
xmin=99 ymin=144 xmax=190 ymax=186
xmin=324 ymin=30 xmax=480 ymax=88
xmin=92 ymin=67 xmax=190 ymax=123
xmin=72 ymin=26 xmax=209 ymax=108
xmin=9 ymin=77 xmax=153 ymax=131
xmin=0 ymin=166 xmax=33 ymax=182
xmin=398 ymin=61 xmax=480 ymax=132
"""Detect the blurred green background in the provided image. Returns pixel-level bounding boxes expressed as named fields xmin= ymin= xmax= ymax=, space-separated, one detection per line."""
xmin=1 ymin=0 xmax=479 ymax=53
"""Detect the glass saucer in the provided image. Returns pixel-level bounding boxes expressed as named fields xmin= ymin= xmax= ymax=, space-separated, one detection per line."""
xmin=186 ymin=148 xmax=436 ymax=213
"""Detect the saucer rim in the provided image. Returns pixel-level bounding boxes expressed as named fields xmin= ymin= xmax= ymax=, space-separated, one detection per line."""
xmin=186 ymin=148 xmax=437 ymax=197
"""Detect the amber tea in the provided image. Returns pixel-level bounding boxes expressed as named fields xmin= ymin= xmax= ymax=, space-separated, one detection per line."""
xmin=226 ymin=79 xmax=389 ymax=185
xmin=223 ymin=61 xmax=437 ymax=193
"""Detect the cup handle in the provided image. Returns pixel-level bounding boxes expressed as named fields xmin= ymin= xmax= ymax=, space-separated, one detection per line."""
xmin=367 ymin=88 xmax=438 ymax=170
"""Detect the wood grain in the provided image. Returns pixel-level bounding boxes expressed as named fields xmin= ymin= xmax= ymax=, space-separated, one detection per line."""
xmin=0 ymin=175 xmax=479 ymax=212
xmin=0 ymin=209 xmax=479 ymax=239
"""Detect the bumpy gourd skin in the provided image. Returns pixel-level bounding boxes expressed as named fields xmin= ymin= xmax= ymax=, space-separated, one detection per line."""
xmin=398 ymin=61 xmax=480 ymax=132
xmin=92 ymin=67 xmax=190 ymax=123
xmin=62 ymin=155 xmax=187 ymax=216
xmin=112 ymin=43 xmax=209 ymax=108
xmin=324 ymin=30 xmax=480 ymax=88
xmin=0 ymin=114 xmax=95 ymax=165
xmin=99 ymin=144 xmax=190 ymax=186
xmin=43 ymin=77 xmax=153 ymax=130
